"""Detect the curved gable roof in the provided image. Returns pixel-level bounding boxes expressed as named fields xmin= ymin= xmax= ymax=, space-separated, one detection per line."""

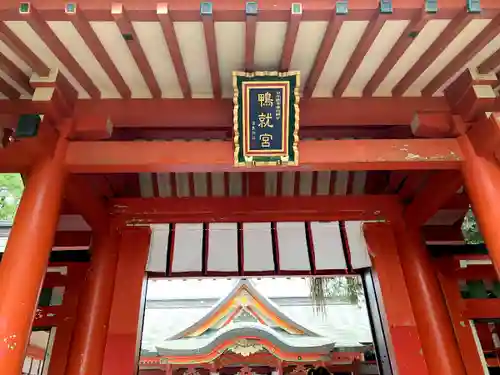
xmin=170 ymin=279 xmax=319 ymax=339
xmin=157 ymin=322 xmax=337 ymax=360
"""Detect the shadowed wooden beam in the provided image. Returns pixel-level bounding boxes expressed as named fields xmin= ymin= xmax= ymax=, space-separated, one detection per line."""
xmin=279 ymin=5 xmax=302 ymax=71
xmin=364 ymin=8 xmax=429 ymax=96
xmin=303 ymin=10 xmax=342 ymax=98
xmin=404 ymin=170 xmax=463 ymax=226
xmin=392 ymin=10 xmax=473 ymax=96
xmin=0 ymin=76 xmax=19 ymax=99
xmin=0 ymin=51 xmax=32 ymax=94
xmin=65 ymin=174 xmax=110 ymax=234
xmin=423 ymin=13 xmax=500 ymax=96
xmin=65 ymin=138 xmax=464 ymax=173
xmin=423 ymin=224 xmax=465 ymax=244
xmin=333 ymin=11 xmax=387 ymax=97
xmin=157 ymin=3 xmax=191 ymax=98
xmin=445 ymin=68 xmax=498 ymax=112
xmin=21 ymin=4 xmax=100 ymax=97
xmin=202 ymin=10 xmax=221 ymax=98
xmin=478 ymin=48 xmax=500 ymax=74
xmin=112 ymin=3 xmax=161 ymax=98
xmin=68 ymin=8 xmax=131 ymax=99
xmin=110 ymin=195 xmax=402 ymax=224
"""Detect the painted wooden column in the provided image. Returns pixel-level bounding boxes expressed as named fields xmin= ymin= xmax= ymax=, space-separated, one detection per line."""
xmin=47 ymin=264 xmax=88 ymax=375
xmin=362 ymin=222 xmax=428 ymax=375
xmin=65 ymin=228 xmax=119 ymax=375
xmin=102 ymin=227 xmax=151 ymax=375
xmin=392 ymin=220 xmax=466 ymax=375
xmin=460 ymin=132 xmax=500 ymax=278
xmin=0 ymin=122 xmax=69 ymax=375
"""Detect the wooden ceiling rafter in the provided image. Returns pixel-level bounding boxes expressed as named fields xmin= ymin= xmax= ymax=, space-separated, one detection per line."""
xmin=279 ymin=5 xmax=302 ymax=72
xmin=0 ymin=75 xmax=20 ymax=99
xmin=392 ymin=10 xmax=475 ymax=96
xmin=202 ymin=10 xmax=222 ymax=98
xmin=363 ymin=7 xmax=430 ymax=96
xmin=21 ymin=4 xmax=100 ymax=98
xmin=68 ymin=7 xmax=131 ymax=99
xmin=423 ymin=11 xmax=500 ymax=96
xmin=111 ymin=3 xmax=162 ymax=98
xmin=333 ymin=10 xmax=388 ymax=97
xmin=244 ymin=10 xmax=257 ymax=72
xmin=0 ymin=20 xmax=50 ymax=76
xmin=478 ymin=47 xmax=500 ymax=74
xmin=0 ymin=50 xmax=32 ymax=94
xmin=157 ymin=4 xmax=191 ymax=98
xmin=302 ymin=10 xmax=343 ymax=98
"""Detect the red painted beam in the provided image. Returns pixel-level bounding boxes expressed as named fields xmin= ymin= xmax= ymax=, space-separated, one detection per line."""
xmin=2 ymin=0 xmax=500 ymax=19
xmin=52 ymin=97 xmax=454 ymax=129
xmin=109 ymin=125 xmax=413 ymax=141
xmin=464 ymin=299 xmax=500 ymax=319
xmin=65 ymin=138 xmax=464 ymax=173
xmin=110 ymin=195 xmax=402 ymax=224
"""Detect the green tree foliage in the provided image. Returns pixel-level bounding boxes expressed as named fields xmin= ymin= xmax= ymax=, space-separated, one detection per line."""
xmin=462 ymin=208 xmax=484 ymax=244
xmin=309 ymin=276 xmax=363 ymax=315
xmin=310 ymin=210 xmax=484 ymax=313
xmin=0 ymin=173 xmax=24 ymax=221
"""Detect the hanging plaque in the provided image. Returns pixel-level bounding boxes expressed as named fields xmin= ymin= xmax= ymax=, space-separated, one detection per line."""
xmin=232 ymin=71 xmax=300 ymax=167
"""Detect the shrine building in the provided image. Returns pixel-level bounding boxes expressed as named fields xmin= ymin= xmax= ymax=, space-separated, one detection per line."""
xmin=2 ymin=0 xmax=500 ymax=375
xmin=138 ymin=279 xmax=375 ymax=374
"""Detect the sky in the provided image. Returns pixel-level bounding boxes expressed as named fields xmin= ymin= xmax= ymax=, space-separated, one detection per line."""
xmin=146 ymin=277 xmax=316 ymax=300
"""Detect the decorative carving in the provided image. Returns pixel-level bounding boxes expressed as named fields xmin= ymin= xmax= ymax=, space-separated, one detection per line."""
xmin=291 ymin=365 xmax=308 ymax=375
xmin=237 ymin=366 xmax=253 ymax=375
xmin=184 ymin=367 xmax=201 ymax=375
xmin=229 ymin=339 xmax=264 ymax=357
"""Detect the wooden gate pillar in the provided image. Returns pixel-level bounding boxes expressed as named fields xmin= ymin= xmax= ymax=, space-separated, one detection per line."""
xmin=102 ymin=227 xmax=151 ymax=375
xmin=460 ymin=118 xmax=500 ymax=278
xmin=363 ymin=222 xmax=428 ymax=375
xmin=65 ymin=228 xmax=119 ymax=375
xmin=0 ymin=122 xmax=69 ymax=374
xmin=393 ymin=221 xmax=466 ymax=375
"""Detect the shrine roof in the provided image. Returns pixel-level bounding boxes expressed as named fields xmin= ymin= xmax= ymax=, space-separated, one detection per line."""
xmin=0 ymin=1 xmax=498 ymax=101
xmin=155 ymin=322 xmax=341 ymax=356
xmin=142 ymin=278 xmax=372 ymax=358
xmin=168 ymin=279 xmax=320 ymax=338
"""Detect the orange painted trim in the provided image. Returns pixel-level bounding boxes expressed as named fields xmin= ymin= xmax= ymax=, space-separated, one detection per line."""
xmin=158 ymin=335 xmax=325 ymax=364
xmin=184 ymin=284 xmax=302 ymax=337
